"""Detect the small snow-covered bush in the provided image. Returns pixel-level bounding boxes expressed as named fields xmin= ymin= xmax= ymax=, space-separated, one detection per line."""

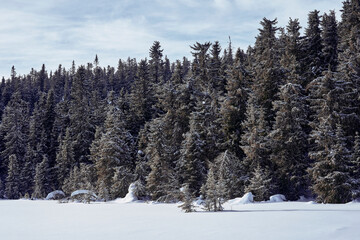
xmin=46 ymin=190 xmax=65 ymax=200
xmin=70 ymin=190 xmax=98 ymax=203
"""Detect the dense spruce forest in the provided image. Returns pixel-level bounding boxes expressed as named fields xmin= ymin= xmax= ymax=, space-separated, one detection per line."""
xmin=0 ymin=1 xmax=359 ymax=208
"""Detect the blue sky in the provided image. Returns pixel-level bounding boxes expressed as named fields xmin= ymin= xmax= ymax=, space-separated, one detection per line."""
xmin=0 ymin=0 xmax=343 ymax=78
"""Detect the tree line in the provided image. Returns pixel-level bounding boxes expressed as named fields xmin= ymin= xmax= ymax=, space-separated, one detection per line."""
xmin=0 ymin=1 xmax=360 ymax=208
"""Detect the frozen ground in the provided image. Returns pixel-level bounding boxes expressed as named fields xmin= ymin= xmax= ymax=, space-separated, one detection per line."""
xmin=0 ymin=199 xmax=360 ymax=240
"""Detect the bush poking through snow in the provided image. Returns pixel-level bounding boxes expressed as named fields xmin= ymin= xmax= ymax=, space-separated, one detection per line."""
xmin=46 ymin=190 xmax=65 ymax=200
xmin=71 ymin=190 xmax=98 ymax=203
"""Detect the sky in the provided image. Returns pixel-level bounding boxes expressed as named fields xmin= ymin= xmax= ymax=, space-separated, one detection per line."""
xmin=0 ymin=0 xmax=344 ymax=78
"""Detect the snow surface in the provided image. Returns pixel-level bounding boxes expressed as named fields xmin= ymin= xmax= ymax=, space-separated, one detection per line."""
xmin=1 ymin=199 xmax=360 ymax=240
xmin=45 ymin=190 xmax=65 ymax=200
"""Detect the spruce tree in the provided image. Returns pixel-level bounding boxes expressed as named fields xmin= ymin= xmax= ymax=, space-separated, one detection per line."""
xmin=270 ymin=83 xmax=309 ymax=200
xmin=32 ymin=155 xmax=50 ymax=199
xmin=202 ymin=167 xmax=225 ymax=211
xmin=94 ymin=106 xmax=134 ymax=200
xmin=221 ymin=50 xmax=248 ymax=157
xmin=56 ymin=128 xmax=75 ymax=188
xmin=302 ymin=10 xmax=324 ymax=86
xmin=351 ymin=132 xmax=360 ymax=198
xmin=129 ymin=59 xmax=154 ymax=134
xmin=214 ymin=150 xmax=246 ymax=199
xmin=179 ymin=183 xmax=195 ymax=213
xmin=321 ymin=11 xmax=338 ymax=72
xmin=252 ymin=18 xmax=282 ymax=123
xmin=5 ymin=154 xmax=20 ymax=199
xmin=309 ymin=125 xmax=352 ymax=203
xmin=245 ymin=164 xmax=275 ymax=201
xmin=69 ymin=66 xmax=94 ymax=165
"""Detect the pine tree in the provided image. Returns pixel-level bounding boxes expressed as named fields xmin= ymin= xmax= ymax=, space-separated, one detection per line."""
xmin=245 ymin=165 xmax=275 ymax=201
xmin=129 ymin=59 xmax=154 ymax=134
xmin=221 ymin=50 xmax=248 ymax=157
xmin=94 ymin=106 xmax=134 ymax=200
xmin=5 ymin=154 xmax=20 ymax=199
xmin=202 ymin=167 xmax=225 ymax=211
xmin=146 ymin=117 xmax=181 ymax=202
xmin=20 ymin=144 xmax=36 ymax=196
xmin=179 ymin=183 xmax=195 ymax=213
xmin=214 ymin=150 xmax=246 ymax=199
xmin=190 ymin=42 xmax=211 ymax=91
xmin=208 ymin=41 xmax=225 ymax=94
xmin=309 ymin=125 xmax=352 ymax=203
xmin=0 ymin=92 xmax=29 ymax=167
xmin=351 ymin=132 xmax=360 ymax=198
xmin=321 ymin=11 xmax=338 ymax=72
xmin=32 ymin=155 xmax=50 ymax=199
xmin=149 ymin=41 xmax=164 ymax=84
xmin=252 ymin=18 xmax=282 ymax=123
xmin=302 ymin=10 xmax=323 ymax=86
xmin=241 ymin=93 xmax=271 ymax=172
xmin=69 ymin=66 xmax=94 ymax=165
xmin=270 ymin=83 xmax=310 ymax=200
xmin=0 ymin=179 xmax=4 ymax=198
xmin=178 ymin=118 xmax=206 ymax=197
xmin=56 ymin=128 xmax=75 ymax=188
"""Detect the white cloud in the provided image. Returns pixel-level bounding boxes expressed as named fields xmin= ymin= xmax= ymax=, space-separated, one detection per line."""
xmin=0 ymin=0 xmax=345 ymax=78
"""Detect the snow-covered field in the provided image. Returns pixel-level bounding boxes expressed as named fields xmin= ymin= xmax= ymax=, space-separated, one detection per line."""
xmin=1 ymin=199 xmax=360 ymax=240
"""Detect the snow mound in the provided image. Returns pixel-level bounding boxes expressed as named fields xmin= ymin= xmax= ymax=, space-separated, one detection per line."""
xmin=228 ymin=192 xmax=254 ymax=205
xmin=268 ymin=194 xmax=286 ymax=202
xmin=114 ymin=183 xmax=138 ymax=203
xmin=46 ymin=190 xmax=65 ymax=200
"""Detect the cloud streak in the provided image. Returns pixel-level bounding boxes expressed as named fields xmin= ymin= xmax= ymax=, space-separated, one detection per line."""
xmin=0 ymin=0 xmax=343 ymax=78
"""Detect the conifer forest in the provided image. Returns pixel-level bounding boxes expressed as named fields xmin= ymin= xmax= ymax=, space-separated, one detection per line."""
xmin=1 ymin=0 xmax=360 ymax=206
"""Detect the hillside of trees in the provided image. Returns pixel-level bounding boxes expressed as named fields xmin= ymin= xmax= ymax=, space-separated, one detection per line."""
xmin=0 ymin=1 xmax=360 ymax=206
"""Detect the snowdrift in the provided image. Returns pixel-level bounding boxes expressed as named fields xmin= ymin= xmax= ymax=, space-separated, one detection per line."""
xmin=228 ymin=192 xmax=254 ymax=205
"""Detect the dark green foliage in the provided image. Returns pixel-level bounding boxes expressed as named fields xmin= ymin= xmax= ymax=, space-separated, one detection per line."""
xmin=0 ymin=5 xmax=359 ymax=204
xmin=302 ymin=10 xmax=324 ymax=86
xmin=56 ymin=128 xmax=75 ymax=188
xmin=202 ymin=166 xmax=226 ymax=212
xmin=321 ymin=11 xmax=338 ymax=72
xmin=214 ymin=150 xmax=246 ymax=199
xmin=5 ymin=155 xmax=20 ymax=199
xmin=309 ymin=125 xmax=352 ymax=203
xmin=270 ymin=83 xmax=309 ymax=200
xmin=252 ymin=18 xmax=282 ymax=123
xmin=32 ymin=155 xmax=50 ymax=199
xmin=179 ymin=183 xmax=195 ymax=213
xmin=93 ymin=106 xmax=134 ymax=200
xmin=245 ymin=165 xmax=275 ymax=201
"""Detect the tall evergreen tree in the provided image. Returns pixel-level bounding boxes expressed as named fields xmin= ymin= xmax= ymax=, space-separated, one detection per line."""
xmin=32 ymin=155 xmax=50 ymax=199
xmin=309 ymin=125 xmax=352 ymax=203
xmin=252 ymin=18 xmax=282 ymax=123
xmin=270 ymin=83 xmax=310 ymax=200
xmin=0 ymin=92 xmax=29 ymax=170
xmin=94 ymin=106 xmax=134 ymax=200
xmin=69 ymin=66 xmax=94 ymax=164
xmin=5 ymin=154 xmax=20 ymax=199
xmin=302 ymin=10 xmax=323 ymax=86
xmin=321 ymin=11 xmax=338 ymax=72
